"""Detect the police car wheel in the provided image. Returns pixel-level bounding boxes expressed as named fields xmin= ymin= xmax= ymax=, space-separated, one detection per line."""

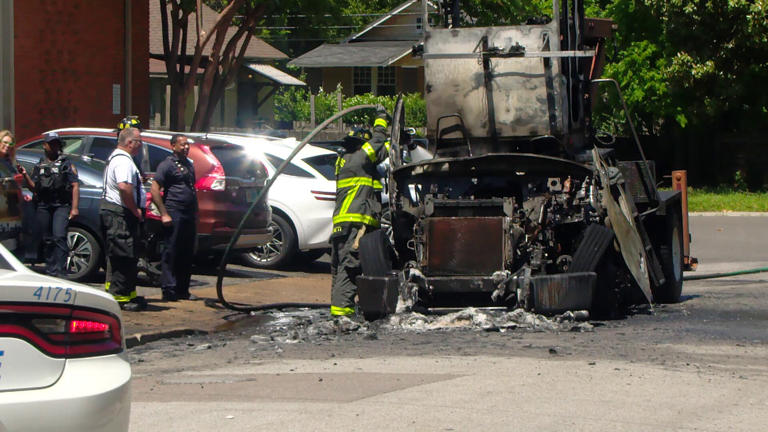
xmin=240 ymin=214 xmax=297 ymax=269
xmin=63 ymin=227 xmax=102 ymax=282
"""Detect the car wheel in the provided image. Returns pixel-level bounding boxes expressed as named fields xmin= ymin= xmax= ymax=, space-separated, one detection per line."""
xmin=63 ymin=227 xmax=102 ymax=282
xmin=653 ymin=209 xmax=684 ymax=303
xmin=240 ymin=214 xmax=297 ymax=269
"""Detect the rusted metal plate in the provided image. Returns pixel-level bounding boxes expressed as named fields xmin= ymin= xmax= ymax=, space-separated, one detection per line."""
xmin=424 ymin=217 xmax=505 ymax=276
xmin=531 ymin=272 xmax=596 ymax=314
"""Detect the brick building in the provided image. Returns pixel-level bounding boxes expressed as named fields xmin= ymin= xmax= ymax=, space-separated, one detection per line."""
xmin=0 ymin=1 xmax=148 ymax=141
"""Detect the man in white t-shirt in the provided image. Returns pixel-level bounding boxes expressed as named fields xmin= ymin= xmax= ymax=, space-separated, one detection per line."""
xmin=100 ymin=127 xmax=146 ymax=311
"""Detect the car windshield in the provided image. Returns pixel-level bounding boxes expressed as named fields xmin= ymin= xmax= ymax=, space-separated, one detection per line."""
xmin=302 ymin=154 xmax=337 ymax=181
xmin=208 ymin=145 xmax=268 ymax=180
xmin=263 ymin=153 xmax=313 ymax=178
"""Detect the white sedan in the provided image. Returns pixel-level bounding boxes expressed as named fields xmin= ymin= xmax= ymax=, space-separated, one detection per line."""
xmin=199 ymin=133 xmax=338 ymax=268
xmin=0 ymin=244 xmax=131 ymax=431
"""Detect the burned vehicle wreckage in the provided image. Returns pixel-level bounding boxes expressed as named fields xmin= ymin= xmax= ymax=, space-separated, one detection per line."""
xmin=355 ymin=0 xmax=694 ymax=320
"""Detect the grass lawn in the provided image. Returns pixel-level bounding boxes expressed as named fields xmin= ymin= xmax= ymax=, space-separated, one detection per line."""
xmin=687 ymin=187 xmax=768 ymax=212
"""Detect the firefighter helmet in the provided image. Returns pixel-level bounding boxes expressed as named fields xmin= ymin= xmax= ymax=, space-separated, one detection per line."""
xmin=343 ymin=127 xmax=371 ymax=148
xmin=118 ymin=116 xmax=141 ymax=131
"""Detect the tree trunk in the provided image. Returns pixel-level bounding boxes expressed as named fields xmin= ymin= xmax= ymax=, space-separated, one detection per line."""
xmin=161 ymin=0 xmax=266 ymax=132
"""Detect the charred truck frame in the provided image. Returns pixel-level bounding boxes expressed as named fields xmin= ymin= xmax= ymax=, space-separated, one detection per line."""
xmin=356 ymin=0 xmax=695 ymax=320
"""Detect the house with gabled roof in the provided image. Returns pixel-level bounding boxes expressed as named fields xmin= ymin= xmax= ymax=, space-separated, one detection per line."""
xmin=148 ymin=2 xmax=305 ymax=130
xmin=289 ymin=0 xmax=436 ymax=97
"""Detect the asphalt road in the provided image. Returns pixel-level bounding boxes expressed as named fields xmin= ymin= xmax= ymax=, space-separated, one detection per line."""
xmin=127 ymin=214 xmax=768 ymax=431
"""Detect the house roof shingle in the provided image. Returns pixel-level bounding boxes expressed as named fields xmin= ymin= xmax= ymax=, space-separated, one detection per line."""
xmin=288 ymin=41 xmax=414 ymax=68
xmin=149 ymin=3 xmax=286 ymax=60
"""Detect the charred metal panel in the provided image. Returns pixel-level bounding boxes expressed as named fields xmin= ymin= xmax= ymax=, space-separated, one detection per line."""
xmin=618 ymin=160 xmax=656 ymax=204
xmin=569 ymin=224 xmax=614 ymax=273
xmin=424 ymin=23 xmax=565 ymax=142
xmin=427 ymin=276 xmax=498 ymax=293
xmin=531 ymin=272 xmax=596 ymax=314
xmin=424 ymin=217 xmax=506 ymax=276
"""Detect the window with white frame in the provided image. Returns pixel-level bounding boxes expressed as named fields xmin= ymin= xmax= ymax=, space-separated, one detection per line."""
xmin=353 ymin=67 xmax=371 ymax=95
xmin=377 ymin=66 xmax=396 ymax=96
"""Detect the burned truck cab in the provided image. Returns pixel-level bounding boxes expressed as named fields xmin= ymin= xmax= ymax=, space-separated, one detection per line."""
xmin=357 ymin=0 xmax=691 ymax=320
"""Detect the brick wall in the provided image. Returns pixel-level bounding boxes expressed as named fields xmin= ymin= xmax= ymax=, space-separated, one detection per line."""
xmin=14 ymin=0 xmax=148 ymax=140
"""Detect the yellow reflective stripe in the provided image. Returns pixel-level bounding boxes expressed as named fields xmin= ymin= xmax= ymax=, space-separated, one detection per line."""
xmin=333 ymin=213 xmax=380 ymax=227
xmin=104 ymin=281 xmax=110 ymax=292
xmin=330 ymin=306 xmax=355 ymax=316
xmin=385 ymin=140 xmax=391 ymax=152
xmin=111 ymin=292 xmax=137 ymax=303
xmin=373 ymin=180 xmax=383 ymax=190
xmin=362 ymin=142 xmax=376 ymax=163
xmin=337 ymin=177 xmax=375 ymax=188
xmin=339 ymin=185 xmax=360 ymax=216
xmin=374 ymin=118 xmax=388 ymax=128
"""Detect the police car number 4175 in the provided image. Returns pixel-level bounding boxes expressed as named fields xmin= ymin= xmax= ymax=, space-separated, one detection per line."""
xmin=32 ymin=286 xmax=74 ymax=303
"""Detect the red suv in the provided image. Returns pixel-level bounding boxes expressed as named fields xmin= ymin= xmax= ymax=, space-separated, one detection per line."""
xmin=17 ymin=128 xmax=272 ymax=257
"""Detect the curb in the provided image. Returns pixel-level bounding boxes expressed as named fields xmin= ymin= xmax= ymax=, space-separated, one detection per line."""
xmin=126 ymin=328 xmax=209 ymax=348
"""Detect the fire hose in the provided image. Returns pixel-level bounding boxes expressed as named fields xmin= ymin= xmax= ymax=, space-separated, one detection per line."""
xmin=214 ymin=104 xmax=380 ymax=313
xmin=683 ymin=267 xmax=768 ymax=281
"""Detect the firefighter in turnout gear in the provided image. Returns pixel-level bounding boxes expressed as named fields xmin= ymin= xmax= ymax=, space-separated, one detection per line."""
xmin=19 ymin=132 xmax=80 ymax=277
xmin=330 ymin=108 xmax=391 ymax=317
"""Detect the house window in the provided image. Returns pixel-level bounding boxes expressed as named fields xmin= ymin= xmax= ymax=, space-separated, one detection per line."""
xmin=353 ymin=67 xmax=372 ymax=95
xmin=377 ymin=67 xmax=396 ymax=96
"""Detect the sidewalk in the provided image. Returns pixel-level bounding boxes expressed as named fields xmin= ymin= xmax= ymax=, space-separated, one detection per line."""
xmin=123 ymin=274 xmax=330 ymax=347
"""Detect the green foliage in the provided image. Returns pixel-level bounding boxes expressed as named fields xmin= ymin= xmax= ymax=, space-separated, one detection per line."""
xmin=593 ymin=0 xmax=768 ymax=137
xmin=342 ymin=93 xmax=394 ymax=125
xmin=273 ymin=86 xmax=427 ymax=128
xmin=733 ymin=170 xmax=748 ymax=192
xmin=273 ymin=85 xmax=310 ymax=123
xmin=453 ymin=0 xmax=552 ymax=25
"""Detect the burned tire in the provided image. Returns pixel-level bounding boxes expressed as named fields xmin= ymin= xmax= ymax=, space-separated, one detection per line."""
xmin=590 ymin=250 xmax=625 ymax=319
xmin=240 ymin=213 xmax=297 ymax=269
xmin=653 ymin=209 xmax=684 ymax=303
xmin=359 ymin=229 xmax=392 ymax=277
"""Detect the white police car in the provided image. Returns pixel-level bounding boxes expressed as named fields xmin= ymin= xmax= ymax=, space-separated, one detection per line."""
xmin=0 ymin=243 xmax=131 ymax=431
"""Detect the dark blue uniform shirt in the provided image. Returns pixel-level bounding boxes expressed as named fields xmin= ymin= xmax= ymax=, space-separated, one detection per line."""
xmin=154 ymin=154 xmax=197 ymax=213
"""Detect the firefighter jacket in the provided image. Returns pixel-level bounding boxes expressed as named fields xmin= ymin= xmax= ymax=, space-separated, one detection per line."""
xmin=331 ymin=118 xmax=390 ymax=239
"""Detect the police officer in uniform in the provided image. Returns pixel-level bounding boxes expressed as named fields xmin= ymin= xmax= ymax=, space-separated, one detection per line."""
xmin=330 ymin=109 xmax=390 ymax=318
xmin=101 ymin=127 xmax=146 ymax=311
xmin=150 ymin=134 xmax=198 ymax=301
xmin=19 ymin=132 xmax=79 ymax=277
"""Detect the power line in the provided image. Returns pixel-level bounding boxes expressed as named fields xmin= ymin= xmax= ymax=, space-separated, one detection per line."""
xmin=254 ymin=23 xmax=425 ymax=30
xmin=239 ymin=12 xmax=426 ymax=19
